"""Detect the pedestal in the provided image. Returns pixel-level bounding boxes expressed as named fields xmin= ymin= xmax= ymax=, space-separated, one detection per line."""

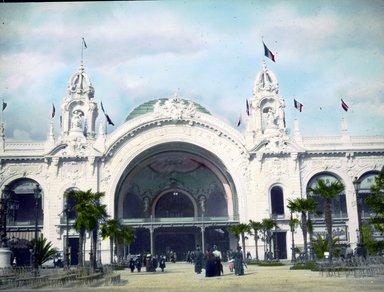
xmin=0 ymin=247 xmax=12 ymax=268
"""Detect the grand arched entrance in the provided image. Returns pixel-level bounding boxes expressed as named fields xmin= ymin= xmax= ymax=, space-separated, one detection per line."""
xmin=115 ymin=142 xmax=239 ymax=258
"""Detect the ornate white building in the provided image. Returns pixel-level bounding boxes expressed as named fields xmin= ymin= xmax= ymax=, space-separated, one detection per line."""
xmin=1 ymin=62 xmax=383 ymax=266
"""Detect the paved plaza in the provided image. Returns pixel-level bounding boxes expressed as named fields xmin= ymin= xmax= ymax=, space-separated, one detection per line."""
xmin=7 ymin=261 xmax=384 ymax=292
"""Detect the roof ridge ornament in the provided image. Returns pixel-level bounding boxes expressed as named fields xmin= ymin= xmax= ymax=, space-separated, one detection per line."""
xmin=153 ymin=95 xmax=198 ymax=120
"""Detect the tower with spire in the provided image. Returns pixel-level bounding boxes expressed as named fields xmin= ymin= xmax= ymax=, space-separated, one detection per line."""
xmin=245 ymin=63 xmax=287 ymax=150
xmin=60 ymin=63 xmax=99 ymax=148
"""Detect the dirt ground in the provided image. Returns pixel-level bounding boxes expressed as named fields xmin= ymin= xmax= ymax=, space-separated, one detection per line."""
xmin=9 ymin=261 xmax=384 ymax=292
xmin=100 ymin=261 xmax=384 ymax=292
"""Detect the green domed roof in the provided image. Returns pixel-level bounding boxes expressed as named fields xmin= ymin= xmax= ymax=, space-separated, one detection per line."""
xmin=125 ymin=98 xmax=211 ymax=122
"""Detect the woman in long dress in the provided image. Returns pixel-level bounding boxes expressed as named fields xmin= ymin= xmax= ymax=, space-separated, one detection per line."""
xmin=234 ymin=246 xmax=244 ymax=276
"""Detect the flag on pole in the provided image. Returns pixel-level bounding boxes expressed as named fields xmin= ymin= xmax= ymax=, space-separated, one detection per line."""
xmin=2 ymin=102 xmax=7 ymax=111
xmin=263 ymin=42 xmax=276 ymax=62
xmin=341 ymin=98 xmax=349 ymax=112
xmin=82 ymin=37 xmax=87 ymax=49
xmin=51 ymin=103 xmax=56 ymax=118
xmin=100 ymin=101 xmax=115 ymax=126
xmin=246 ymin=99 xmax=250 ymax=116
xmin=105 ymin=114 xmax=115 ymax=126
xmin=294 ymin=99 xmax=303 ymax=112
xmin=237 ymin=113 xmax=242 ymax=127
xmin=101 ymin=101 xmax=105 ymax=113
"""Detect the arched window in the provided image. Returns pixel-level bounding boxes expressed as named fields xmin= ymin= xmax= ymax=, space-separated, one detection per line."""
xmin=206 ymin=191 xmax=228 ymax=217
xmin=270 ymin=186 xmax=284 ymax=216
xmin=123 ymin=193 xmax=143 ymax=218
xmin=155 ymin=191 xmax=194 ymax=218
xmin=307 ymin=173 xmax=347 ymax=219
xmin=358 ymin=172 xmax=379 ymax=219
xmin=6 ymin=178 xmax=43 ymax=225
xmin=64 ymin=188 xmax=79 ymax=220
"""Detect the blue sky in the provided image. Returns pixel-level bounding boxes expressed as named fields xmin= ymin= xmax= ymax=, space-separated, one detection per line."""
xmin=0 ymin=1 xmax=383 ymax=141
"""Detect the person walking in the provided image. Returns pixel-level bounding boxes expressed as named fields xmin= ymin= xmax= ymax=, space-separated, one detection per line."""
xmin=135 ymin=255 xmax=142 ymax=272
xmin=152 ymin=255 xmax=158 ymax=272
xmin=159 ymin=255 xmax=166 ymax=272
xmin=194 ymin=245 xmax=204 ymax=274
xmin=234 ymin=246 xmax=244 ymax=276
xmin=205 ymin=247 xmax=216 ymax=277
xmin=129 ymin=257 xmax=135 ymax=272
xmin=145 ymin=251 xmax=152 ymax=272
xmin=213 ymin=245 xmax=223 ymax=276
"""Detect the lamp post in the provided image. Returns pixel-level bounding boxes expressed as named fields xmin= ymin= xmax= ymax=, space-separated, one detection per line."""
xmin=353 ymin=177 xmax=365 ymax=258
xmin=33 ymin=183 xmax=42 ymax=277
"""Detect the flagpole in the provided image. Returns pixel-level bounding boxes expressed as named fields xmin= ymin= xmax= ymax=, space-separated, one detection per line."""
xmin=1 ymin=99 xmax=3 ymax=125
xmin=81 ymin=39 xmax=83 ymax=64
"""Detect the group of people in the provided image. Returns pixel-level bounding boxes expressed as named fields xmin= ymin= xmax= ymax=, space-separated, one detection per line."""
xmin=128 ymin=252 xmax=166 ymax=273
xmin=192 ymin=244 xmax=245 ymax=277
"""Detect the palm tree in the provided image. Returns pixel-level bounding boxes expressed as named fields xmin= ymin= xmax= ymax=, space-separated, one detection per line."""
xmin=309 ymin=179 xmax=344 ymax=263
xmin=101 ymin=219 xmax=135 ymax=264
xmin=287 ymin=197 xmax=317 ymax=261
xmin=261 ymin=218 xmax=278 ymax=261
xmin=116 ymin=225 xmax=135 ymax=260
xmin=248 ymin=220 xmax=262 ymax=261
xmin=66 ymin=189 xmax=107 ymax=270
xmin=91 ymin=193 xmax=108 ymax=270
xmin=307 ymin=218 xmax=315 ymax=261
xmin=313 ymin=234 xmax=341 ymax=260
xmin=288 ymin=214 xmax=299 ymax=262
xmin=29 ymin=234 xmax=59 ymax=266
xmin=101 ymin=219 xmax=120 ymax=264
xmin=366 ymin=166 xmax=384 ymax=233
xmin=229 ymin=223 xmax=251 ymax=258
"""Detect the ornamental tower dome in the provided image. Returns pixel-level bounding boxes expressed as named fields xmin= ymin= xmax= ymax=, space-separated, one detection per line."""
xmin=253 ymin=62 xmax=279 ymax=94
xmin=67 ymin=63 xmax=95 ymax=100
xmin=245 ymin=63 xmax=287 ymax=148
xmin=60 ymin=63 xmax=98 ymax=144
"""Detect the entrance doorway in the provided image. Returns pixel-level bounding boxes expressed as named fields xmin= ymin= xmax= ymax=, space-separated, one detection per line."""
xmin=68 ymin=237 xmax=79 ymax=266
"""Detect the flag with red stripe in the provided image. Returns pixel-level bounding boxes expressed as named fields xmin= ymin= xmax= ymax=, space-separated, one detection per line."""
xmin=294 ymin=99 xmax=303 ymax=112
xmin=263 ymin=42 xmax=276 ymax=62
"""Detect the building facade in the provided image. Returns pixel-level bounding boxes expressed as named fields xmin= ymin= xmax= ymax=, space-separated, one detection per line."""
xmin=1 ymin=62 xmax=383 ymax=265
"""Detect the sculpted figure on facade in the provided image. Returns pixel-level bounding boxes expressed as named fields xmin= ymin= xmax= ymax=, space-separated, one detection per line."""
xmin=198 ymin=195 xmax=206 ymax=214
xmin=143 ymin=196 xmax=151 ymax=217
xmin=71 ymin=110 xmax=83 ymax=129
xmin=266 ymin=109 xmax=277 ymax=129
xmin=153 ymin=97 xmax=197 ymax=120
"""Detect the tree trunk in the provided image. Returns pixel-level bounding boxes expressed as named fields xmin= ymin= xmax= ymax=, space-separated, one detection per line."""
xmin=324 ymin=198 xmax=333 ymax=263
xmin=301 ymin=212 xmax=308 ymax=261
xmin=308 ymin=231 xmax=314 ymax=261
xmin=268 ymin=231 xmax=272 ymax=260
xmin=241 ymin=232 xmax=246 ymax=259
xmin=92 ymin=229 xmax=98 ymax=271
xmin=78 ymin=229 xmax=85 ymax=267
xmin=110 ymin=237 xmax=114 ymax=264
xmin=254 ymin=235 xmax=259 ymax=261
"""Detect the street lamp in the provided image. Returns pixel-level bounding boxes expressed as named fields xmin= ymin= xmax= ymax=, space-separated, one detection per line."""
xmin=33 ymin=183 xmax=42 ymax=277
xmin=353 ymin=177 xmax=365 ymax=258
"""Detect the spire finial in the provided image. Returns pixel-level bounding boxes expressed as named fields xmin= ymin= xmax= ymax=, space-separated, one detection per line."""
xmin=81 ymin=37 xmax=87 ymax=64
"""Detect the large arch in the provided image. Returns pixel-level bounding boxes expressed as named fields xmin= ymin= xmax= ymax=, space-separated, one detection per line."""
xmin=115 ymin=142 xmax=236 ymax=220
xmin=1 ymin=178 xmax=43 ymax=266
xmin=113 ymin=142 xmax=239 ymax=256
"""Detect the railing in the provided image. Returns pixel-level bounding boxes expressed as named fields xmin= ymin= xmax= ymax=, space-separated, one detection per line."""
xmin=121 ymin=216 xmax=239 ymax=225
